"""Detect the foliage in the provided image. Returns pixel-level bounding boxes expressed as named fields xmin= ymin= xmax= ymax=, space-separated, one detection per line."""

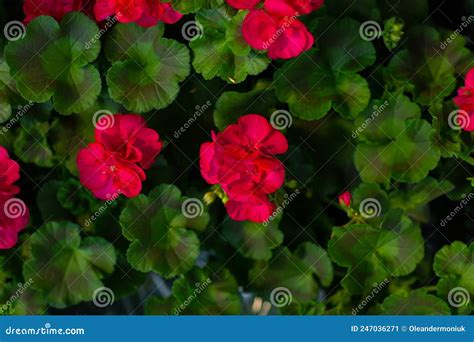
xmin=0 ymin=0 xmax=473 ymax=316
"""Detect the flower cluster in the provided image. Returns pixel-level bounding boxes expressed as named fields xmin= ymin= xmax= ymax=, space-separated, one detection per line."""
xmin=23 ymin=0 xmax=182 ymax=27
xmin=77 ymin=114 xmax=163 ymax=200
xmin=227 ymin=0 xmax=324 ymax=59
xmin=453 ymin=68 xmax=474 ymax=131
xmin=0 ymin=147 xmax=29 ymax=249
xmin=200 ymin=114 xmax=288 ymax=223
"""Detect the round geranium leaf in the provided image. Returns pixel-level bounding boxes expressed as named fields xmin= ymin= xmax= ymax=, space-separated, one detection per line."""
xmin=23 ymin=221 xmax=116 ymax=308
xmin=4 ymin=12 xmax=101 ymax=115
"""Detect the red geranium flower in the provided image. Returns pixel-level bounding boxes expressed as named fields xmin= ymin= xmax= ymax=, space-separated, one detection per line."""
xmin=225 ymin=192 xmax=275 ymax=223
xmin=227 ymin=0 xmax=323 ymax=59
xmin=0 ymin=146 xmax=21 ymax=199
xmin=200 ymin=114 xmax=288 ymax=223
xmin=226 ymin=0 xmax=261 ymax=9
xmin=264 ymin=0 xmax=324 ymax=16
xmin=0 ymin=146 xmax=29 ymax=249
xmin=95 ymin=114 xmax=163 ymax=169
xmin=77 ymin=142 xmax=145 ymax=200
xmin=0 ymin=197 xmax=30 ymax=250
xmin=77 ymin=114 xmax=162 ymax=200
xmin=94 ymin=0 xmax=183 ymax=27
xmin=243 ymin=9 xmax=314 ymax=59
xmin=23 ymin=0 xmax=93 ymax=23
xmin=453 ymin=68 xmax=474 ymax=131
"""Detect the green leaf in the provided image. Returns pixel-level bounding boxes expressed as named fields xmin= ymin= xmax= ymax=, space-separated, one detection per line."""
xmin=389 ymin=177 xmax=454 ymax=213
xmin=274 ymin=19 xmax=375 ymax=120
xmin=120 ymin=184 xmax=209 ymax=278
xmin=294 ymin=242 xmax=334 ymax=288
xmin=328 ymin=209 xmax=424 ymax=294
xmin=250 ymin=243 xmax=333 ymax=303
xmin=318 ymin=18 xmax=377 ymax=73
xmin=0 ymin=60 xmax=16 ymax=122
xmin=14 ymin=121 xmax=54 ymax=168
xmin=222 ymin=213 xmax=284 ymax=261
xmin=386 ymin=26 xmax=474 ymax=105
xmin=381 ymin=289 xmax=450 ymax=315
xmin=4 ymin=13 xmax=101 ymax=114
xmin=429 ymin=101 xmax=473 ymax=163
xmin=172 ymin=266 xmax=241 ymax=314
xmin=169 ymin=0 xmax=224 ymax=13
xmin=354 ymin=94 xmax=440 ymax=185
xmin=105 ymin=23 xmax=190 ymax=112
xmin=190 ymin=8 xmax=270 ymax=83
xmin=23 ymin=221 xmax=116 ymax=308
xmin=434 ymin=241 xmax=474 ymax=312
xmin=213 ymin=87 xmax=277 ymax=130
xmin=351 ymin=182 xmax=390 ymax=220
